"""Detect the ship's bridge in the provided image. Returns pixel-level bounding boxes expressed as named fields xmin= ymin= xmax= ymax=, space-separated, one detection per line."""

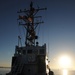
xmin=11 ymin=44 xmax=48 ymax=75
xmin=15 ymin=44 xmax=46 ymax=56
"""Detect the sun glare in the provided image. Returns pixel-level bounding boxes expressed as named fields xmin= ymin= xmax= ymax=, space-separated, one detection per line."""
xmin=58 ymin=55 xmax=72 ymax=69
xmin=62 ymin=69 xmax=68 ymax=75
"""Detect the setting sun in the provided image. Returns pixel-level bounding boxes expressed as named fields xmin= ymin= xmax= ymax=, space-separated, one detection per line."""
xmin=58 ymin=55 xmax=72 ymax=69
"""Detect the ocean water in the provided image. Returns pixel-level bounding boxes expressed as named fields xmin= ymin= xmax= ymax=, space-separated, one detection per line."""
xmin=0 ymin=68 xmax=10 ymax=75
xmin=53 ymin=69 xmax=75 ymax=75
xmin=0 ymin=68 xmax=75 ymax=75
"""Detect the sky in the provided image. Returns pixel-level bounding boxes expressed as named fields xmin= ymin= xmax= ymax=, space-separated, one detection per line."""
xmin=0 ymin=0 xmax=75 ymax=70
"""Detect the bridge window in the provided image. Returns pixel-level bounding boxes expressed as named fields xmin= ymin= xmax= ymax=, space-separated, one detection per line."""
xmin=27 ymin=50 xmax=32 ymax=54
xmin=23 ymin=50 xmax=26 ymax=54
xmin=40 ymin=49 xmax=44 ymax=54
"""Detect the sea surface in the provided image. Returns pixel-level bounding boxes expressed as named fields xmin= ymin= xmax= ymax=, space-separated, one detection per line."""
xmin=0 ymin=68 xmax=75 ymax=75
xmin=0 ymin=68 xmax=10 ymax=75
xmin=53 ymin=69 xmax=75 ymax=75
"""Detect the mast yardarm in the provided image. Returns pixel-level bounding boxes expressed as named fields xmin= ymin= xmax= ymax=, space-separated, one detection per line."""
xmin=18 ymin=2 xmax=47 ymax=46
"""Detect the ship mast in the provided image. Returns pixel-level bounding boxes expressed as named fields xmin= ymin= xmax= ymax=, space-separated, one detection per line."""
xmin=18 ymin=2 xmax=46 ymax=46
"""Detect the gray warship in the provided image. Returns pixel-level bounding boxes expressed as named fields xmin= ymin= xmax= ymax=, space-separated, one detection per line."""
xmin=6 ymin=2 xmax=54 ymax=75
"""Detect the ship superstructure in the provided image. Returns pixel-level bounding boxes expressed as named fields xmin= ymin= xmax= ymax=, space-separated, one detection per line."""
xmin=6 ymin=2 xmax=50 ymax=75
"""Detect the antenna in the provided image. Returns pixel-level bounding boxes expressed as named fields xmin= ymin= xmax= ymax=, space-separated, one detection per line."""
xmin=18 ymin=36 xmax=22 ymax=47
xmin=17 ymin=2 xmax=47 ymax=46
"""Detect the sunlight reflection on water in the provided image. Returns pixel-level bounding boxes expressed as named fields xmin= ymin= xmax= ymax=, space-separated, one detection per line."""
xmin=62 ymin=69 xmax=68 ymax=75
